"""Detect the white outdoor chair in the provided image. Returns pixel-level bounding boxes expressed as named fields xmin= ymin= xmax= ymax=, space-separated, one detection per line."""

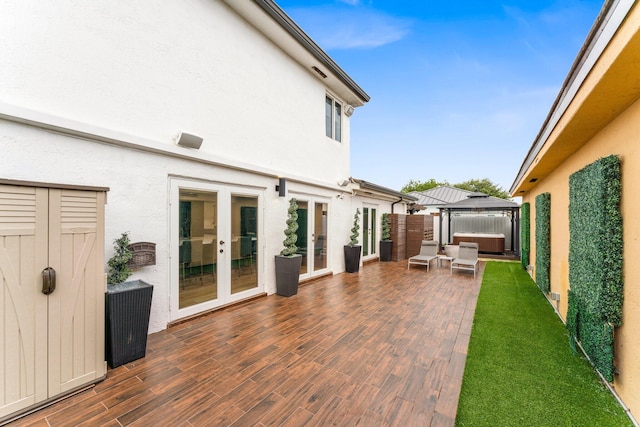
xmin=407 ymin=240 xmax=439 ymax=271
xmin=451 ymin=242 xmax=479 ymax=278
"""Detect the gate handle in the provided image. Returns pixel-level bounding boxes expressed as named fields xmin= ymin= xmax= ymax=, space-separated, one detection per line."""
xmin=42 ymin=267 xmax=56 ymax=295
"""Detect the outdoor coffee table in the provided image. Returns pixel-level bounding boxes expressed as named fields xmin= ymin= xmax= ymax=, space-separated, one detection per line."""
xmin=438 ymin=254 xmax=454 ymax=268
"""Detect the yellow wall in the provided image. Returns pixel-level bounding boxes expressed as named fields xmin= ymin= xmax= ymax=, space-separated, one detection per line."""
xmin=522 ymin=98 xmax=640 ymax=418
xmin=513 ymin=3 xmax=640 ymax=417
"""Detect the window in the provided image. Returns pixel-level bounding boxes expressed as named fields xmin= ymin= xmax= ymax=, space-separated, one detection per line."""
xmin=325 ymin=95 xmax=342 ymax=142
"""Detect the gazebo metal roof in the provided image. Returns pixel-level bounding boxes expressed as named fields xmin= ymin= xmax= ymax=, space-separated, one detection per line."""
xmin=438 ymin=193 xmax=521 ymax=252
xmin=439 ymin=192 xmax=520 ymax=211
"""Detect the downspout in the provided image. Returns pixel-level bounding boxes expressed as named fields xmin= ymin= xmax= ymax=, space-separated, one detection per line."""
xmin=391 ymin=198 xmax=403 ymax=214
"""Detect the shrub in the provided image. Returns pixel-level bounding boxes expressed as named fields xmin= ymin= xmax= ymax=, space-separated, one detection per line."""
xmin=107 ymin=232 xmax=133 ymax=285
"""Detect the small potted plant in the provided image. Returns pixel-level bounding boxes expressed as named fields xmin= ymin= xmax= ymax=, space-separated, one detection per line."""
xmin=105 ymin=232 xmax=154 ymax=368
xmin=444 ymin=243 xmax=459 ymax=259
xmin=379 ymin=213 xmax=392 ymax=262
xmin=275 ymin=198 xmax=302 ymax=296
xmin=344 ymin=208 xmax=362 ymax=273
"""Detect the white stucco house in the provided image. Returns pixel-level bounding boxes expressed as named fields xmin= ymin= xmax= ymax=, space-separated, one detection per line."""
xmin=0 ymin=0 xmax=416 ymax=342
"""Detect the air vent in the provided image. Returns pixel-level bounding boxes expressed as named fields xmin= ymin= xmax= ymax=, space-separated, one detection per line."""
xmin=312 ymin=66 xmax=327 ymax=78
xmin=529 ymin=178 xmax=538 ymax=183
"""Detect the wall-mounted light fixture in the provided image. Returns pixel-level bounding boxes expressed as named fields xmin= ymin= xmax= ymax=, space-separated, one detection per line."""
xmin=175 ymin=132 xmax=203 ymax=149
xmin=345 ymin=105 xmax=355 ymax=117
xmin=276 ymin=177 xmax=286 ymax=197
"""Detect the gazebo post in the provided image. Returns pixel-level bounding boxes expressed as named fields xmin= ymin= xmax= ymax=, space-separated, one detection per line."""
xmin=438 ymin=208 xmax=443 ymax=247
xmin=447 ymin=208 xmax=452 ymax=244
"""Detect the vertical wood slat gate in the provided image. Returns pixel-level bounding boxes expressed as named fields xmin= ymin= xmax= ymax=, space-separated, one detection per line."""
xmin=0 ymin=183 xmax=107 ymax=422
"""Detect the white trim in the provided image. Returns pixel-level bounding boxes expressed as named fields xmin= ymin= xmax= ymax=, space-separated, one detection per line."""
xmin=0 ymin=102 xmax=346 ymax=193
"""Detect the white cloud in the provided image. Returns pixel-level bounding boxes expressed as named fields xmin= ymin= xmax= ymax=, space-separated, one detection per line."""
xmin=286 ymin=6 xmax=412 ymax=50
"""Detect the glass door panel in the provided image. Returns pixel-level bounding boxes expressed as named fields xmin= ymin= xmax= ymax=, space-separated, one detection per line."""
xmin=313 ymin=202 xmax=328 ymax=271
xmin=296 ymin=201 xmax=309 ymax=275
xmin=363 ymin=207 xmax=377 ymax=257
xmin=230 ymin=195 xmax=258 ymax=294
xmin=178 ymin=189 xmax=218 ymax=309
xmin=296 ymin=199 xmax=329 ymax=276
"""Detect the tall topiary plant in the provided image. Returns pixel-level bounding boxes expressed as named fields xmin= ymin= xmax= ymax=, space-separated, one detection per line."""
xmin=280 ymin=198 xmax=299 ymax=256
xmin=275 ymin=198 xmax=302 ymax=296
xmin=344 ymin=209 xmax=362 ymax=272
xmin=107 ymin=232 xmax=133 ymax=285
xmin=379 ymin=213 xmax=393 ymax=262
xmin=381 ymin=213 xmax=391 ymax=241
xmin=349 ymin=208 xmax=360 ymax=246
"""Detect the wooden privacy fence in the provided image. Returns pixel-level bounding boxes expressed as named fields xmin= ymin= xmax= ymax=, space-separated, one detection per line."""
xmin=389 ymin=213 xmax=434 ymax=260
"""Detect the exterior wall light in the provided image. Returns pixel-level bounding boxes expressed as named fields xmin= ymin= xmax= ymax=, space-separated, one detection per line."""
xmin=276 ymin=178 xmax=286 ymax=197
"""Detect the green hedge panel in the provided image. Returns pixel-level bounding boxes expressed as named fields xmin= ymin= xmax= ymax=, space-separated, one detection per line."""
xmin=567 ymin=290 xmax=579 ymax=353
xmin=521 ymin=202 xmax=530 ymax=270
xmin=535 ymin=193 xmax=551 ymax=293
xmin=568 ymin=155 xmax=622 ymax=383
xmin=579 ymin=304 xmax=616 ymax=382
xmin=569 ymin=155 xmax=623 ymax=325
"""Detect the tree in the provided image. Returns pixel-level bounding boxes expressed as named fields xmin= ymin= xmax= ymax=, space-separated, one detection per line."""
xmin=401 ymin=178 xmax=449 ymax=193
xmin=401 ymin=177 xmax=511 ymax=199
xmin=454 ymin=178 xmax=510 ymax=199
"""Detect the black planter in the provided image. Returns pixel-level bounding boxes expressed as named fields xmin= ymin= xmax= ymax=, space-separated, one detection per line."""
xmin=379 ymin=240 xmax=393 ymax=262
xmin=344 ymin=245 xmax=362 ymax=273
xmin=275 ymin=255 xmax=302 ymax=297
xmin=105 ymin=280 xmax=153 ymax=368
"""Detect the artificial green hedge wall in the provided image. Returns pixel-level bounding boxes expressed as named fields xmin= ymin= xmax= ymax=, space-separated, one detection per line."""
xmin=535 ymin=193 xmax=551 ymax=293
xmin=521 ymin=202 xmax=530 ymax=270
xmin=567 ymin=155 xmax=622 ymax=382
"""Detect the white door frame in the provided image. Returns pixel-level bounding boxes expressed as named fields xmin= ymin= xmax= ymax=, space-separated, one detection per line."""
xmin=362 ymin=203 xmax=379 ymax=261
xmin=169 ymin=178 xmax=264 ymax=322
xmin=293 ymin=195 xmax=331 ymax=281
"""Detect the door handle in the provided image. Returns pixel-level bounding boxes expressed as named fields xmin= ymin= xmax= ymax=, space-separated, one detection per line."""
xmin=42 ymin=267 xmax=56 ymax=295
xmin=219 ymin=240 xmax=225 ymax=245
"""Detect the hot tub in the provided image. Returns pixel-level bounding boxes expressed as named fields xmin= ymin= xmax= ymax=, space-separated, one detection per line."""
xmin=452 ymin=232 xmax=505 ymax=254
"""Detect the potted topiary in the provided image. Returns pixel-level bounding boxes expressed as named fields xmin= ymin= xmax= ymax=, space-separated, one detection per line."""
xmin=105 ymin=232 xmax=154 ymax=368
xmin=344 ymin=208 xmax=362 ymax=273
xmin=379 ymin=213 xmax=392 ymax=262
xmin=275 ymin=198 xmax=302 ymax=297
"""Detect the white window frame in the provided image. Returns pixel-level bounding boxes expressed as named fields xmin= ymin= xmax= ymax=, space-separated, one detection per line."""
xmin=325 ymin=95 xmax=342 ymax=142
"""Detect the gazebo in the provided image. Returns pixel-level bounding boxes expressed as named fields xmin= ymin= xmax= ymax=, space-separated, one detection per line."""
xmin=438 ymin=192 xmax=521 ymax=253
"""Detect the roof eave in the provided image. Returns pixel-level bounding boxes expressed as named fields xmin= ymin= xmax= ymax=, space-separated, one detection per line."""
xmin=351 ymin=178 xmax=418 ymax=202
xmin=510 ymin=0 xmax=627 ymax=196
xmin=246 ymin=0 xmax=370 ymax=105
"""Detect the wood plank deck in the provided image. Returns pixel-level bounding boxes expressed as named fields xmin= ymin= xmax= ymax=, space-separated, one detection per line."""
xmin=9 ymin=259 xmax=483 ymax=427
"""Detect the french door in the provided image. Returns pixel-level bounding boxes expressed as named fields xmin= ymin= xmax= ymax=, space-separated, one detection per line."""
xmin=170 ymin=179 xmax=262 ymax=321
xmin=295 ymin=198 xmax=329 ymax=279
xmin=363 ymin=206 xmax=377 ymax=258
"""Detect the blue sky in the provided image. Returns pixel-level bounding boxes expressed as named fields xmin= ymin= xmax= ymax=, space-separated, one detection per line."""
xmin=277 ymin=0 xmax=603 ymax=194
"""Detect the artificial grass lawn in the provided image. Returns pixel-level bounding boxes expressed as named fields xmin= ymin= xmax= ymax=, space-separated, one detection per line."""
xmin=455 ymin=261 xmax=632 ymax=427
